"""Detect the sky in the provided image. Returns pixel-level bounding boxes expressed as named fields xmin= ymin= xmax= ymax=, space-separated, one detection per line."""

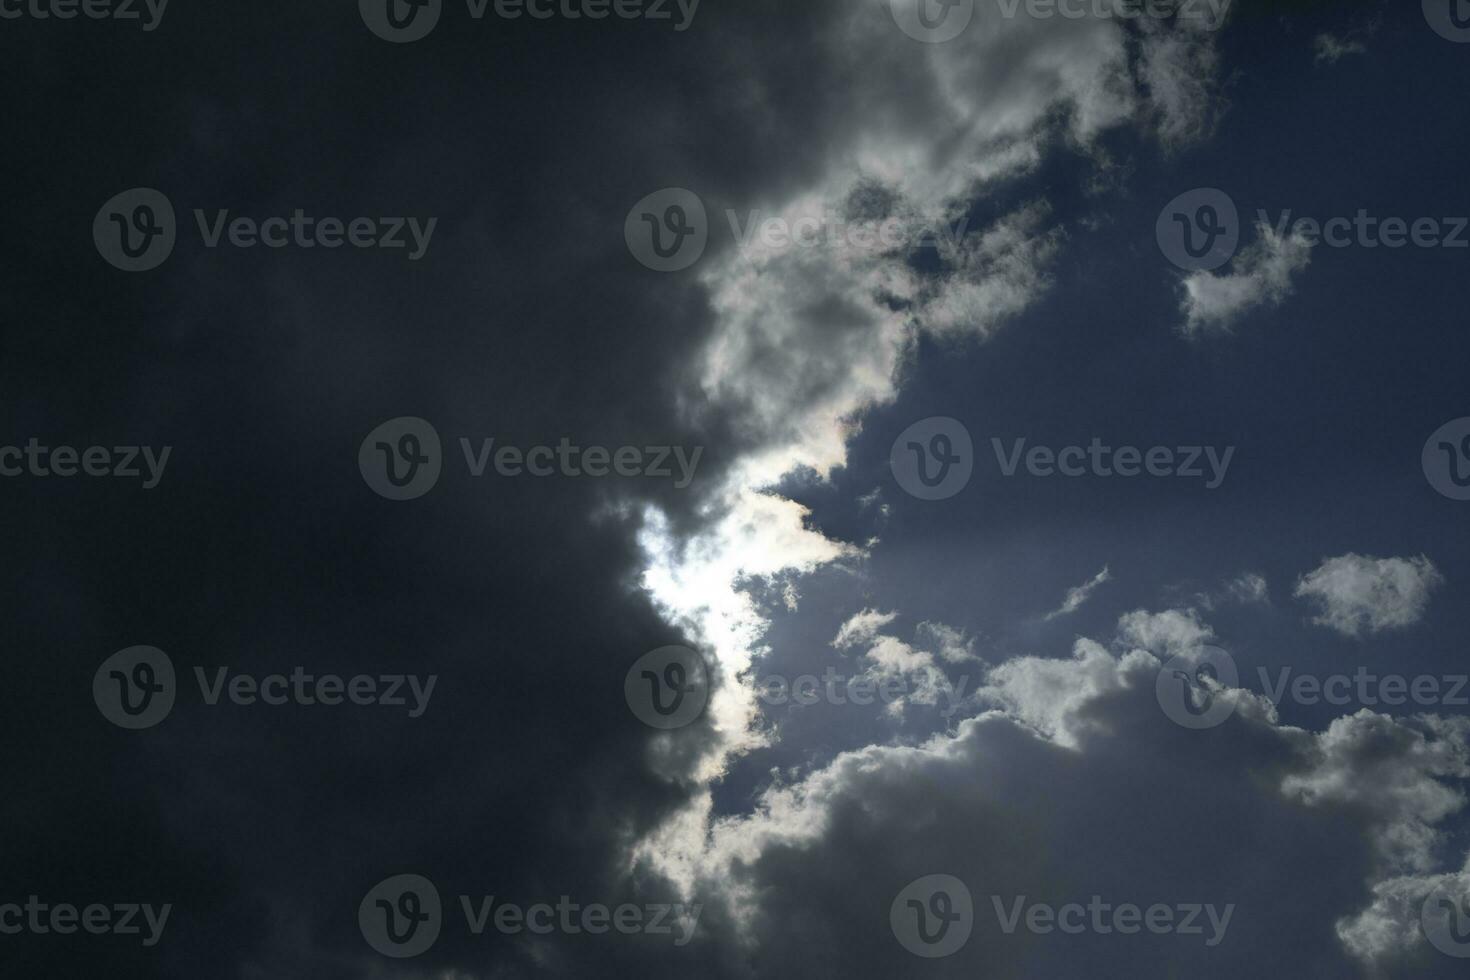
xmin=3 ymin=0 xmax=1470 ymax=976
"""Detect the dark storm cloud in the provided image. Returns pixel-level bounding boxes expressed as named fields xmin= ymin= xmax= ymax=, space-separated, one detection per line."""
xmin=3 ymin=0 xmax=1464 ymax=978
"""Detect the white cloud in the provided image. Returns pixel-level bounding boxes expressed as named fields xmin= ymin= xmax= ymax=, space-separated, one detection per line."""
xmin=670 ymin=637 xmax=1470 ymax=975
xmin=636 ymin=4 xmax=1232 ymax=888
xmin=832 ymin=609 xmax=900 ymax=650
xmin=915 ymin=620 xmax=978 ymax=664
xmin=1181 ymin=223 xmax=1314 ymax=335
xmin=1044 ymin=565 xmax=1111 ymax=620
xmin=1116 ymin=606 xmax=1215 ymax=656
xmin=1294 ymin=554 xmax=1444 ymax=638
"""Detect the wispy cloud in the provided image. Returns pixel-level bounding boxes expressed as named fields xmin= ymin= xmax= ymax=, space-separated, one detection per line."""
xmin=1045 ymin=566 xmax=1112 ymax=621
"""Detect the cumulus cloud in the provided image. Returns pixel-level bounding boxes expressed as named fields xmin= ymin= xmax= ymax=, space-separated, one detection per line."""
xmin=638 ymin=4 xmax=1232 ymax=805
xmin=1116 ymin=606 xmax=1215 ymax=656
xmin=1045 ymin=565 xmax=1112 ymax=620
xmin=1180 ymin=223 xmax=1314 ymax=335
xmin=675 ymin=635 xmax=1470 ymax=977
xmin=1294 ymin=554 xmax=1444 ymax=638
